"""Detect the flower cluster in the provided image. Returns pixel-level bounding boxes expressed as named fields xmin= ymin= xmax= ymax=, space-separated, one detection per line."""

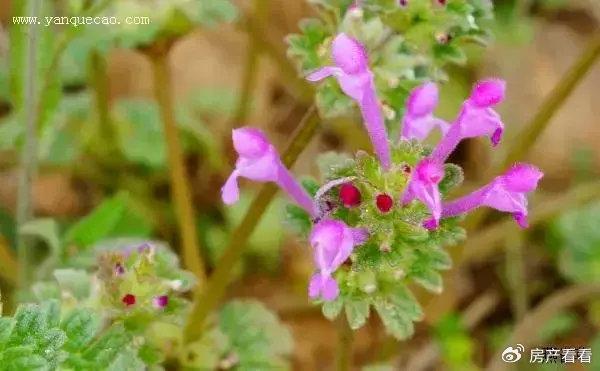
xmin=222 ymin=33 xmax=542 ymax=304
xmin=97 ymin=242 xmax=194 ymax=323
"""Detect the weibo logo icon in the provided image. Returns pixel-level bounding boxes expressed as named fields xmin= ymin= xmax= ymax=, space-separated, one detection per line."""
xmin=501 ymin=344 xmax=525 ymax=363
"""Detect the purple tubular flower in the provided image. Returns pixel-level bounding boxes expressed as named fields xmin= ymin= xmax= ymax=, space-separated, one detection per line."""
xmin=222 ymin=127 xmax=317 ymax=217
xmin=309 ymin=219 xmax=368 ymax=301
xmin=401 ymin=82 xmax=449 ymax=141
xmin=402 ymin=158 xmax=445 ymax=228
xmin=307 ymin=33 xmax=391 ymax=170
xmin=153 ymin=295 xmax=169 ymax=309
xmin=435 ymin=163 xmax=543 ymax=228
xmin=432 ymin=79 xmax=506 ymax=162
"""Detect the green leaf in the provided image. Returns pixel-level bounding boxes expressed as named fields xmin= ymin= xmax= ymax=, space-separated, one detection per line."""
xmin=61 ymin=308 xmax=100 ymax=350
xmin=411 ymin=268 xmax=443 ymax=294
xmin=219 ymin=300 xmax=293 ymax=364
xmin=114 ymin=99 xmax=166 ymax=168
xmin=1 ymin=349 xmax=49 ymax=371
xmin=433 ymin=43 xmax=467 ymax=65
xmin=345 ymin=300 xmax=370 ymax=330
xmin=82 ymin=324 xmax=131 ymax=366
xmin=63 ymin=192 xmax=150 ymax=249
xmin=0 ymin=317 xmax=16 ymax=346
xmin=10 ymin=304 xmax=48 ymax=342
xmin=285 ymin=204 xmax=313 ymax=237
xmin=109 ymin=347 xmax=145 ymax=371
xmin=374 ymin=299 xmax=414 ymax=340
xmin=548 ymin=202 xmax=600 ymax=283
xmin=181 ymin=327 xmax=228 ymax=370
xmin=322 ymin=298 xmax=344 ymax=320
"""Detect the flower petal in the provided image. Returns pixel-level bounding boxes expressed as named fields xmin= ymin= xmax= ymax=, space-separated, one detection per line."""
xmin=232 ymin=127 xmax=270 ymax=158
xmin=502 ymin=163 xmax=544 ymax=193
xmin=332 ymin=33 xmax=369 ymax=74
xmin=221 ymin=171 xmax=240 ymax=205
xmin=407 ymin=82 xmax=438 ymax=117
xmin=306 ymin=66 xmax=342 ymax=82
xmin=469 ymin=79 xmax=506 ymax=107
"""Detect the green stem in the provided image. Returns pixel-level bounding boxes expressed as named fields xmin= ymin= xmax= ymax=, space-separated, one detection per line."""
xmin=183 ymin=105 xmax=319 ymax=343
xmin=17 ymin=0 xmax=43 ymax=288
xmin=36 ymin=0 xmax=115 ymax=124
xmin=505 ymin=233 xmax=527 ymax=320
xmin=89 ymin=50 xmax=120 ymax=161
xmin=149 ymin=47 xmax=207 ymax=285
xmin=230 ymin=0 xmax=269 ymax=126
xmin=336 ymin=318 xmax=354 ymax=371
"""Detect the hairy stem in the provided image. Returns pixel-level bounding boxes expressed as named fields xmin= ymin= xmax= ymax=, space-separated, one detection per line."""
xmin=149 ymin=48 xmax=206 ymax=284
xmin=336 ymin=318 xmax=354 ymax=371
xmin=184 ymin=105 xmax=319 ymax=342
xmin=17 ymin=0 xmax=43 ymax=288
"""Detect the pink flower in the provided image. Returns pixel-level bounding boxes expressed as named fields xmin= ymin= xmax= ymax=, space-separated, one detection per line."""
xmin=432 ymin=163 xmax=543 ymax=228
xmin=400 ymin=82 xmax=449 ymax=141
xmin=432 ymin=79 xmax=506 ymax=162
xmin=308 ymin=220 xmax=368 ymax=301
xmin=402 ymin=158 xmax=445 ymax=228
xmin=222 ymin=127 xmax=317 ymax=217
xmin=153 ymin=295 xmax=169 ymax=309
xmin=307 ymin=33 xmax=391 ymax=170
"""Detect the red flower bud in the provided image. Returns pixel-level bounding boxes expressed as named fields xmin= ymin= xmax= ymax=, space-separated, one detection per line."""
xmin=339 ymin=183 xmax=361 ymax=207
xmin=376 ymin=194 xmax=394 ymax=213
xmin=122 ymin=294 xmax=136 ymax=306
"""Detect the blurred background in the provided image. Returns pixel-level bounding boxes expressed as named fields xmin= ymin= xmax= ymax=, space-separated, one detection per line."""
xmin=0 ymin=0 xmax=599 ymax=369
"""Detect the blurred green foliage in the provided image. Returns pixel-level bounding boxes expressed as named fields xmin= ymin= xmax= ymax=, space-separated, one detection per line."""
xmin=548 ymin=201 xmax=600 ymax=283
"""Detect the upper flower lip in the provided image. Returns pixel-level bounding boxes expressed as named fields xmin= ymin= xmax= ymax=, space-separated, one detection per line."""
xmin=232 ymin=127 xmax=270 ymax=158
xmin=332 ymin=33 xmax=369 ymax=75
xmin=469 ymin=79 xmax=506 ymax=108
xmin=406 ymin=82 xmax=438 ymax=117
xmin=502 ymin=163 xmax=544 ymax=192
